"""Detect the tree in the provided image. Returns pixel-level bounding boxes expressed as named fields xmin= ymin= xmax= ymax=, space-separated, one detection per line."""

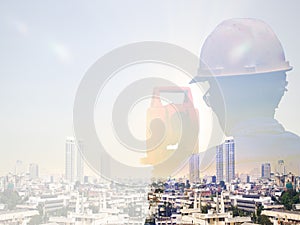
xmin=253 ymin=205 xmax=263 ymax=223
xmin=28 ymin=215 xmax=43 ymax=225
xmin=229 ymin=206 xmax=239 ymax=217
xmin=0 ymin=189 xmax=22 ymax=210
xmin=258 ymin=215 xmax=272 ymax=225
xmin=229 ymin=205 xmax=251 ymax=217
xmin=256 ymin=205 xmax=263 ymax=217
xmin=90 ymin=205 xmax=99 ymax=213
xmin=51 ymin=207 xmax=68 ymax=217
xmin=280 ymin=190 xmax=300 ymax=210
xmin=201 ymin=205 xmax=208 ymax=213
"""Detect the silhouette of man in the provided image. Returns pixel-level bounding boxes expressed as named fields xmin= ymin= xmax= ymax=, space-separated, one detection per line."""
xmin=192 ymin=18 xmax=300 ymax=175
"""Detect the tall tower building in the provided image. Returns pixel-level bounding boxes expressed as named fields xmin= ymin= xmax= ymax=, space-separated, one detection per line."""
xmin=216 ymin=139 xmax=235 ymax=184
xmin=277 ymin=160 xmax=286 ymax=176
xmin=262 ymin=163 xmax=271 ymax=179
xmin=15 ymin=160 xmax=25 ymax=176
xmin=189 ymin=154 xmax=199 ymax=183
xmin=216 ymin=144 xmax=224 ymax=183
xmin=65 ymin=137 xmax=75 ymax=182
xmin=29 ymin=163 xmax=39 ymax=180
xmin=225 ymin=139 xmax=235 ymax=183
xmin=77 ymin=140 xmax=84 ymax=183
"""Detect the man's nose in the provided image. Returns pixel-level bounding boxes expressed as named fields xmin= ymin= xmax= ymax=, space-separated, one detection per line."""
xmin=203 ymin=90 xmax=211 ymax=107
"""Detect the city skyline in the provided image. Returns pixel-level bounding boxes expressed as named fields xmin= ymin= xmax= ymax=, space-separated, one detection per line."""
xmin=2 ymin=134 xmax=297 ymax=181
xmin=1 ymin=161 xmax=300 ymax=224
xmin=1 ymin=1 xmax=300 ymax=176
xmin=1 ymin=2 xmax=300 ymax=223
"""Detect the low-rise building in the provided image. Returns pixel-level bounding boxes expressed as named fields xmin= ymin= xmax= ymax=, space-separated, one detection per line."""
xmin=0 ymin=209 xmax=39 ymax=225
xmin=181 ymin=210 xmax=251 ymax=225
xmin=262 ymin=209 xmax=300 ymax=224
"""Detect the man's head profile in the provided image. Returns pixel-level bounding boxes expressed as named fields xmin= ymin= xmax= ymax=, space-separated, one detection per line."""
xmin=192 ymin=18 xmax=292 ymax=135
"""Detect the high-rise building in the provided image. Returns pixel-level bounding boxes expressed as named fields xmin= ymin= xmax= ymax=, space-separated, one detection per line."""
xmin=65 ymin=137 xmax=75 ymax=182
xmin=65 ymin=137 xmax=84 ymax=183
xmin=277 ymin=160 xmax=286 ymax=176
xmin=15 ymin=160 xmax=25 ymax=175
xmin=216 ymin=139 xmax=235 ymax=184
xmin=216 ymin=144 xmax=224 ymax=183
xmin=77 ymin=140 xmax=84 ymax=183
xmin=189 ymin=154 xmax=199 ymax=183
xmin=29 ymin=163 xmax=39 ymax=179
xmin=262 ymin=163 xmax=271 ymax=179
xmin=225 ymin=139 xmax=235 ymax=183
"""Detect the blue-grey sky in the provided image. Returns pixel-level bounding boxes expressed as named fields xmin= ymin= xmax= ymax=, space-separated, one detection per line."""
xmin=0 ymin=1 xmax=299 ymax=175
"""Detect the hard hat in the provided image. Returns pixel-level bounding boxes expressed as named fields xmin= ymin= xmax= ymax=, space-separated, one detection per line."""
xmin=192 ymin=18 xmax=292 ymax=82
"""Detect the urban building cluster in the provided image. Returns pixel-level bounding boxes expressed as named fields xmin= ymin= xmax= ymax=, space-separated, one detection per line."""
xmin=0 ymin=138 xmax=300 ymax=225
xmin=0 ymin=172 xmax=149 ymax=225
xmin=146 ymin=172 xmax=300 ymax=225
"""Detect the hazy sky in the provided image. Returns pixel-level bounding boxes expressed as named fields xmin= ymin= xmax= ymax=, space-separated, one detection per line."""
xmin=0 ymin=1 xmax=300 ymax=176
